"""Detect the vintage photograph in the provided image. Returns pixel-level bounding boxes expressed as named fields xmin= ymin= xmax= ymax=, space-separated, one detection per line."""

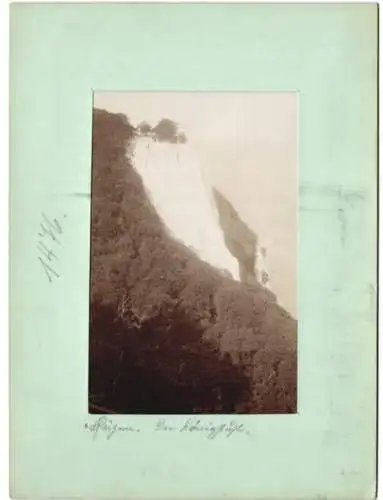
xmin=89 ymin=92 xmax=297 ymax=414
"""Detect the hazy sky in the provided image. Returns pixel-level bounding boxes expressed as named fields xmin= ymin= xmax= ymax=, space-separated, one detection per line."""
xmin=93 ymin=91 xmax=296 ymax=144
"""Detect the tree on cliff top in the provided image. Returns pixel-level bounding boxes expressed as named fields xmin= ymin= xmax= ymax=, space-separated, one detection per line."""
xmin=153 ymin=118 xmax=179 ymax=142
xmin=137 ymin=121 xmax=152 ymax=135
xmin=178 ymin=131 xmax=187 ymax=144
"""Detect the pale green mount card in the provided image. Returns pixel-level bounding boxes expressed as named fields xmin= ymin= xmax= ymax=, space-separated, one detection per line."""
xmin=10 ymin=3 xmax=377 ymax=499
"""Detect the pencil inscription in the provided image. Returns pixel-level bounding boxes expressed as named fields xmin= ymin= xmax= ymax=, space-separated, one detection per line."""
xmin=37 ymin=212 xmax=67 ymax=282
xmin=155 ymin=417 xmax=251 ymax=439
xmin=84 ymin=416 xmax=140 ymax=440
xmin=84 ymin=416 xmax=251 ymax=441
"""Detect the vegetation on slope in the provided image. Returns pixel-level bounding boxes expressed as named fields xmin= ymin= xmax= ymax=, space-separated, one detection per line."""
xmin=89 ymin=108 xmax=297 ymax=414
xmin=213 ymin=187 xmax=260 ymax=286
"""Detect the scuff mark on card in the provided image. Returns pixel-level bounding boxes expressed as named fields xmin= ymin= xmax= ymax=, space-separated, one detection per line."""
xmin=337 ymin=207 xmax=347 ymax=246
xmin=300 ymin=183 xmax=367 ymax=203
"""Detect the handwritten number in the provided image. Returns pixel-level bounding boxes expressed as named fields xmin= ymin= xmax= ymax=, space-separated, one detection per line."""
xmin=38 ymin=256 xmax=60 ymax=283
xmin=37 ymin=212 xmax=65 ymax=283
xmin=37 ymin=241 xmax=58 ymax=262
xmin=38 ymin=212 xmax=62 ymax=243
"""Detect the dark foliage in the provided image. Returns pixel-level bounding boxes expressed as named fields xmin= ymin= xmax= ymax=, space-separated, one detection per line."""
xmin=178 ymin=131 xmax=187 ymax=144
xmin=90 ymin=108 xmax=297 ymax=414
xmin=153 ymin=118 xmax=179 ymax=143
xmin=213 ymin=187 xmax=259 ymax=286
xmin=137 ymin=121 xmax=152 ymax=135
xmin=90 ymin=302 xmax=251 ymax=413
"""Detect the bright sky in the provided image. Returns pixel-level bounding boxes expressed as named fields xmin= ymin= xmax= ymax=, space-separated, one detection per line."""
xmin=93 ymin=91 xmax=296 ymax=145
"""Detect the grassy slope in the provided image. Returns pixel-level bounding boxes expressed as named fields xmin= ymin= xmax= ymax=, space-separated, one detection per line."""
xmin=90 ymin=108 xmax=297 ymax=414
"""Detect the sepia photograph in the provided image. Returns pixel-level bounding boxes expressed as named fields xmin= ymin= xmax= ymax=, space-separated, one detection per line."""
xmin=89 ymin=92 xmax=298 ymax=414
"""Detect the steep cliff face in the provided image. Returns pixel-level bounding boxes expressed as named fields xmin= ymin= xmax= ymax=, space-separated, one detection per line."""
xmin=90 ymin=109 xmax=297 ymax=414
xmin=132 ymin=137 xmax=240 ymax=281
xmin=212 ymin=187 xmax=271 ymax=291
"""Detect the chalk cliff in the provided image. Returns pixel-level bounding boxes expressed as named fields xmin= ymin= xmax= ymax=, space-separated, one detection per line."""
xmin=90 ymin=109 xmax=297 ymax=414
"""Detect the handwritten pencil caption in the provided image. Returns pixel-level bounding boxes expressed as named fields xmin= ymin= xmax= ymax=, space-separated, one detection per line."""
xmin=84 ymin=416 xmax=251 ymax=441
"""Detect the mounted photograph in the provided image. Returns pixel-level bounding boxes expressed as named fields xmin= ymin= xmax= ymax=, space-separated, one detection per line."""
xmin=89 ymin=92 xmax=298 ymax=414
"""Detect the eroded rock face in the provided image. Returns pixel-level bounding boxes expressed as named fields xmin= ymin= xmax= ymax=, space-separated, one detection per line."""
xmin=132 ymin=138 xmax=240 ymax=281
xmin=212 ymin=187 xmax=271 ymax=290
